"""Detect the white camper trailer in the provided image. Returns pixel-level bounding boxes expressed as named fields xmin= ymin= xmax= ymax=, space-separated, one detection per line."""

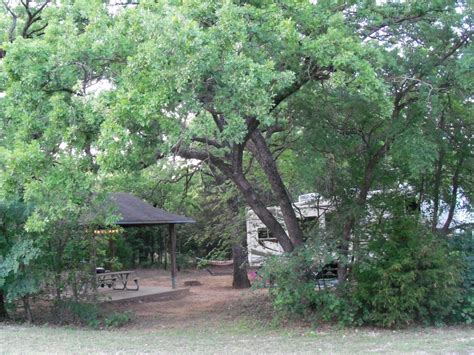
xmin=246 ymin=189 xmax=473 ymax=267
xmin=246 ymin=194 xmax=333 ymax=267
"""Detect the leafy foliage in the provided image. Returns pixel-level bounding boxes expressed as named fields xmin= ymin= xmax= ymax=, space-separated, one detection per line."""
xmin=258 ymin=237 xmax=350 ymax=323
xmin=0 ymin=201 xmax=41 ymax=303
xmin=261 ymin=215 xmax=466 ymax=328
xmin=0 ymin=0 xmax=472 ymax=327
xmin=104 ymin=311 xmax=134 ymax=328
xmin=55 ymin=300 xmax=134 ymax=328
xmin=448 ymin=230 xmax=474 ymax=324
xmin=352 ymin=217 xmax=462 ymax=327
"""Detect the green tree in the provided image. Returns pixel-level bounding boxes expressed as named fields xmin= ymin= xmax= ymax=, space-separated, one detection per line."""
xmin=95 ymin=0 xmax=388 ymax=254
xmin=288 ymin=0 xmax=472 ymax=280
xmin=0 ymin=1 xmax=472 ymax=317
xmin=0 ymin=1 xmax=119 ymax=320
xmin=0 ymin=200 xmax=38 ymax=321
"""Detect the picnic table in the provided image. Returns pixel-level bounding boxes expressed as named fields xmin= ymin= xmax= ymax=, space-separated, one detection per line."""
xmin=96 ymin=270 xmax=139 ymax=291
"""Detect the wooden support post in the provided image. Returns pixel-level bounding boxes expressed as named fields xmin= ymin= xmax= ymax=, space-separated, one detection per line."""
xmin=91 ymin=231 xmax=98 ymax=297
xmin=108 ymin=237 xmax=116 ymax=270
xmin=169 ymin=223 xmax=177 ymax=289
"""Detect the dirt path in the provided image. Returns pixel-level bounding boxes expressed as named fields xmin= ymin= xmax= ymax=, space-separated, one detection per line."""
xmin=107 ymin=269 xmax=270 ymax=330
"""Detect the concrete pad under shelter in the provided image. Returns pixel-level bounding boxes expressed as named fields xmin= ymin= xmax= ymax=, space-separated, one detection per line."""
xmin=98 ymin=286 xmax=190 ymax=304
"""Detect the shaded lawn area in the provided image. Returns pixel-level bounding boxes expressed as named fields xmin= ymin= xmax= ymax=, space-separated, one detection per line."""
xmin=1 ymin=324 xmax=473 ymax=354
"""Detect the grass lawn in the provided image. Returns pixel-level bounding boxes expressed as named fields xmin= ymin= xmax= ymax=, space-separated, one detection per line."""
xmin=1 ymin=323 xmax=473 ymax=354
xmin=2 ymin=273 xmax=473 ymax=353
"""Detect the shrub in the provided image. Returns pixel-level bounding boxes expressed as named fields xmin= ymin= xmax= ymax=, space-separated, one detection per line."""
xmin=54 ymin=300 xmax=134 ymax=328
xmin=453 ymin=290 xmax=474 ymax=324
xmin=104 ymin=311 xmax=134 ymax=328
xmin=260 ymin=217 xmax=465 ymax=328
xmin=258 ymin=245 xmax=352 ymax=323
xmin=176 ymin=252 xmax=193 ymax=271
xmin=56 ymin=300 xmax=100 ymax=327
xmin=352 ymin=217 xmax=462 ymax=327
xmin=448 ymin=229 xmax=474 ymax=324
xmin=259 ymin=251 xmax=314 ymax=318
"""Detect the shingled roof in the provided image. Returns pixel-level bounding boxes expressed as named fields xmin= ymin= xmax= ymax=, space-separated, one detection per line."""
xmin=97 ymin=192 xmax=195 ymax=226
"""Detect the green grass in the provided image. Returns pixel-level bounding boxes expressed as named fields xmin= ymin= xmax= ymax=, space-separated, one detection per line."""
xmin=1 ymin=323 xmax=473 ymax=354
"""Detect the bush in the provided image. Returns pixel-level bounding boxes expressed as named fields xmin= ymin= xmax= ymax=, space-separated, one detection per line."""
xmin=258 ymin=245 xmax=352 ymax=324
xmin=448 ymin=229 xmax=474 ymax=324
xmin=259 ymin=251 xmax=314 ymax=318
xmin=176 ymin=252 xmax=193 ymax=271
xmin=55 ymin=300 xmax=100 ymax=327
xmin=104 ymin=311 xmax=134 ymax=328
xmin=260 ymin=217 xmax=465 ymax=328
xmin=54 ymin=300 xmax=134 ymax=328
xmin=453 ymin=290 xmax=474 ymax=324
xmin=352 ymin=217 xmax=462 ymax=327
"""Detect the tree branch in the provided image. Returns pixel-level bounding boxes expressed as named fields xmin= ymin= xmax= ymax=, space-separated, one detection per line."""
xmin=27 ymin=22 xmax=47 ymax=37
xmin=270 ymin=65 xmax=333 ymax=113
xmin=149 ymin=165 xmax=201 ymax=200
xmin=20 ymin=0 xmax=49 ymax=39
xmin=361 ymin=13 xmax=427 ymax=40
xmin=438 ymin=30 xmax=473 ymax=64
xmin=191 ymin=136 xmax=223 ymax=149
xmin=172 ymin=145 xmax=233 ymax=176
xmin=2 ymin=1 xmax=18 ymax=42
xmin=263 ymin=123 xmax=285 ymax=139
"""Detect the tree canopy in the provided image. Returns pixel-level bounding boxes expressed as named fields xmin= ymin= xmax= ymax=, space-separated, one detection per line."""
xmin=0 ymin=0 xmax=472 ymax=325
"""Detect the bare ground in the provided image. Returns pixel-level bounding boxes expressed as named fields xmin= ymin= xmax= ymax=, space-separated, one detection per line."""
xmin=101 ymin=268 xmax=272 ymax=330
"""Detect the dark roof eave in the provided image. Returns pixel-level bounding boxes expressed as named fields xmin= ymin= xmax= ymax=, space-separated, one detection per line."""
xmin=82 ymin=193 xmax=196 ymax=226
xmin=116 ymin=220 xmax=195 ymax=226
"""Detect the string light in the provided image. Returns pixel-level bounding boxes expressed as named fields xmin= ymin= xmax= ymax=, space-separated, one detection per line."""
xmin=93 ymin=229 xmax=120 ymax=235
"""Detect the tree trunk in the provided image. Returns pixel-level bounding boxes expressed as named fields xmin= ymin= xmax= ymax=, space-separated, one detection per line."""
xmin=337 ymin=142 xmax=389 ymax=283
xmin=338 ymin=216 xmax=355 ymax=283
xmin=54 ymin=274 xmax=62 ymax=302
xmin=23 ymin=296 xmax=32 ymax=324
xmin=175 ymin=137 xmax=297 ymax=253
xmin=432 ymin=150 xmax=445 ymax=231
xmin=0 ymin=290 xmax=8 ymax=321
xmin=72 ymin=272 xmax=79 ymax=302
xmin=248 ymin=129 xmax=304 ymax=248
xmin=442 ymin=156 xmax=463 ymax=234
xmin=432 ymin=112 xmax=446 ymax=231
xmin=231 ymin=171 xmax=294 ymax=252
xmin=90 ymin=232 xmax=98 ymax=300
xmin=232 ymin=245 xmax=251 ymax=289
xmin=223 ymin=194 xmax=252 ymax=289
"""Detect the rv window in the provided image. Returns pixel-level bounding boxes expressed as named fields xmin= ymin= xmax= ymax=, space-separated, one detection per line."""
xmin=257 ymin=228 xmax=277 ymax=241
